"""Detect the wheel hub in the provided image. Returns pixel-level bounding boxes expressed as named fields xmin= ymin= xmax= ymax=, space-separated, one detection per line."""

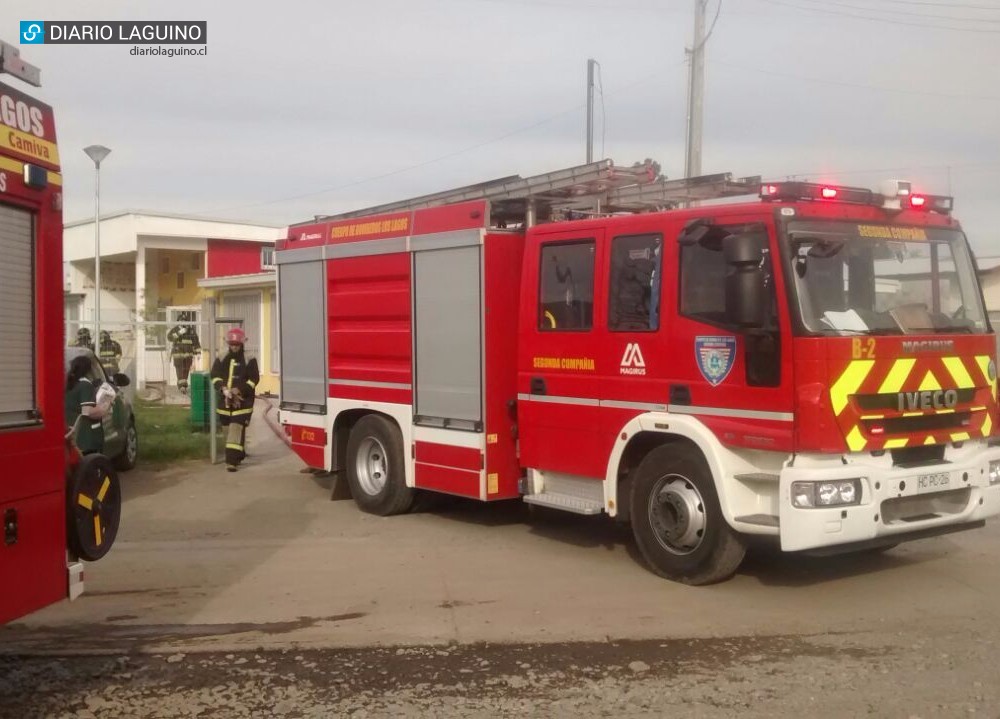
xmin=648 ymin=476 xmax=707 ymax=555
xmin=355 ymin=437 xmax=389 ymax=496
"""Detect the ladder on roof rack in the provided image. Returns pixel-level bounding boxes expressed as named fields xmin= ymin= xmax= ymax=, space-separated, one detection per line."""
xmin=0 ymin=40 xmax=41 ymax=87
xmin=306 ymin=160 xmax=761 ymax=228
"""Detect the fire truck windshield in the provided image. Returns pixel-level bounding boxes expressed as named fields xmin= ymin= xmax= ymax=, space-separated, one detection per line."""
xmin=784 ymin=220 xmax=988 ymax=336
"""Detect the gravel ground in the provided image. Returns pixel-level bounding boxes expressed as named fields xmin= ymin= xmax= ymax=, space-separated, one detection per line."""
xmin=2 ymin=628 xmax=998 ymax=718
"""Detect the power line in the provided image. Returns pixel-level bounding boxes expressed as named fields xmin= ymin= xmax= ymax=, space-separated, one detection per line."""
xmin=789 ymin=0 xmax=1000 ymax=23
xmin=782 ymin=160 xmax=1000 ymax=179
xmin=713 ymin=58 xmax=1000 ymax=101
xmin=755 ymin=0 xmax=1000 ymax=31
xmin=832 ymin=0 xmax=1000 ymax=9
xmin=207 ymin=65 xmax=682 ymax=214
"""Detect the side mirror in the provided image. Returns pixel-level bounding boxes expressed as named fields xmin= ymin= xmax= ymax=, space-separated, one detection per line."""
xmin=724 ymin=233 xmax=767 ymax=329
xmin=113 ymin=373 xmax=131 ymax=387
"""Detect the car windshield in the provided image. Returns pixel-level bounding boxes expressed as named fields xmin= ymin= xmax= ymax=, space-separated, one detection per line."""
xmin=785 ymin=220 xmax=988 ymax=336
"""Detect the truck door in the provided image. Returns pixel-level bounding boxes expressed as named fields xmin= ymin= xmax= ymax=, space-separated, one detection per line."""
xmin=668 ymin=215 xmax=794 ymax=451
xmin=518 ymin=230 xmax=608 ymax=478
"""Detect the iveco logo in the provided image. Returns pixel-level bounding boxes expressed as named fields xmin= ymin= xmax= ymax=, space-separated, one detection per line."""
xmin=902 ymin=340 xmax=955 ymax=353
xmin=897 ymin=389 xmax=958 ymax=412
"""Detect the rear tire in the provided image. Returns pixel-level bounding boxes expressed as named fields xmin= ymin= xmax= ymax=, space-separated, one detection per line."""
xmin=346 ymin=415 xmax=414 ymax=516
xmin=630 ymin=444 xmax=745 ymax=585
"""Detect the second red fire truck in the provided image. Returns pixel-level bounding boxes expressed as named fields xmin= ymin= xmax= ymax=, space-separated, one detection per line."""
xmin=276 ymin=161 xmax=999 ymax=585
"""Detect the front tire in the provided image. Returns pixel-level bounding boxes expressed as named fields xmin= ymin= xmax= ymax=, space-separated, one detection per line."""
xmin=630 ymin=444 xmax=745 ymax=585
xmin=114 ymin=419 xmax=138 ymax=471
xmin=346 ymin=415 xmax=414 ymax=516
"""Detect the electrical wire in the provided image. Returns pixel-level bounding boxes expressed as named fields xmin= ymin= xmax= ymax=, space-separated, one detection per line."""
xmin=755 ymin=0 xmax=1000 ymax=31
xmin=713 ymin=58 xmax=1000 ymax=101
xmin=787 ymin=0 xmax=1000 ymax=23
xmin=827 ymin=0 xmax=1000 ymax=9
xmin=692 ymin=0 xmax=724 ymax=52
xmin=206 ymin=63 xmax=684 ymax=214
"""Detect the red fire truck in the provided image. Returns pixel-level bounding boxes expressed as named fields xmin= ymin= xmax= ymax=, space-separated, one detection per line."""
xmin=0 ymin=42 xmax=119 ymax=624
xmin=276 ymin=160 xmax=999 ymax=584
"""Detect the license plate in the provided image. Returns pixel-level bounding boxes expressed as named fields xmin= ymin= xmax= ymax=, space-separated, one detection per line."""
xmin=915 ymin=472 xmax=951 ymax=493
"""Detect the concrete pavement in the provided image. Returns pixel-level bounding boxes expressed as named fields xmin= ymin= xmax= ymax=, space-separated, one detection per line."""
xmin=5 ymin=409 xmax=1000 ymax=655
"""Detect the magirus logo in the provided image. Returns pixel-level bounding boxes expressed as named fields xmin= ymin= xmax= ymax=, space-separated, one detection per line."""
xmin=620 ymin=343 xmax=646 ymax=376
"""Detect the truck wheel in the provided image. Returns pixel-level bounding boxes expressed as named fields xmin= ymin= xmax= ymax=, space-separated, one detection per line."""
xmin=346 ymin=415 xmax=414 ymax=516
xmin=67 ymin=454 xmax=121 ymax=562
xmin=630 ymin=444 xmax=745 ymax=585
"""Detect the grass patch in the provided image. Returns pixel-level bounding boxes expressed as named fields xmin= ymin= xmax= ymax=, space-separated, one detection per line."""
xmin=134 ymin=399 xmax=220 ymax=466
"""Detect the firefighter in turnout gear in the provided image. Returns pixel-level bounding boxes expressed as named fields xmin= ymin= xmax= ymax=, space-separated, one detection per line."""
xmin=74 ymin=327 xmax=94 ymax=351
xmin=98 ymin=330 xmax=123 ymax=375
xmin=167 ymin=312 xmax=201 ymax=393
xmin=211 ymin=327 xmax=259 ymax=472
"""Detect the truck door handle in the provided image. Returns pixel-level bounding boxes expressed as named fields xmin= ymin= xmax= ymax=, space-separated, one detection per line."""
xmin=530 ymin=377 xmax=547 ymax=395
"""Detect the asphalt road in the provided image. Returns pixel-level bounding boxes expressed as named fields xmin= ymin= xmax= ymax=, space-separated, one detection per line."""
xmin=3 ymin=412 xmax=1000 ymax=716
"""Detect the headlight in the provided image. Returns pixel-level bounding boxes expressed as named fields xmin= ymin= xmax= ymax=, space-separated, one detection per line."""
xmin=989 ymin=460 xmax=1000 ymax=486
xmin=791 ymin=479 xmax=862 ymax=508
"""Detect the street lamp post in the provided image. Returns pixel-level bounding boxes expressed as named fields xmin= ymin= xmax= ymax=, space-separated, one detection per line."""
xmin=83 ymin=145 xmax=111 ymax=345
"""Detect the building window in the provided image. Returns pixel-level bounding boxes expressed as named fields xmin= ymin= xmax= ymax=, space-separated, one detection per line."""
xmin=261 ymin=246 xmax=275 ymax=270
xmin=177 ymin=272 xmax=185 ymax=289
xmin=192 ymin=254 xmax=201 ymax=270
xmin=161 ymin=256 xmax=169 ymax=274
xmin=609 ymin=234 xmax=662 ymax=332
xmin=538 ymin=240 xmax=595 ymax=331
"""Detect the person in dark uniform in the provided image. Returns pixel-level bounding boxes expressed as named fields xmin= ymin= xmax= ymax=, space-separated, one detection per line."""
xmin=74 ymin=327 xmax=95 ymax=351
xmin=167 ymin=312 xmax=201 ymax=393
xmin=98 ymin=330 xmax=123 ymax=375
xmin=211 ymin=327 xmax=259 ymax=472
xmin=65 ymin=355 xmax=112 ymax=455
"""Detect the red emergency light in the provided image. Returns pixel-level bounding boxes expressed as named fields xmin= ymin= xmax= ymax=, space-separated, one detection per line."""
xmin=759 ymin=181 xmax=873 ymax=205
xmin=909 ymin=195 xmax=926 ymax=208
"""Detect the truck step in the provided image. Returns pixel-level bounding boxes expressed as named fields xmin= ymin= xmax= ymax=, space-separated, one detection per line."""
xmin=735 ymin=514 xmax=780 ymax=528
xmin=523 ymin=493 xmax=604 ymax=515
xmin=734 ymin=472 xmax=780 ymax=483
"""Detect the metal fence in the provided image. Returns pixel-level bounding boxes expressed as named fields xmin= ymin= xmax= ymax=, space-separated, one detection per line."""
xmin=66 ymin=300 xmax=247 ymax=464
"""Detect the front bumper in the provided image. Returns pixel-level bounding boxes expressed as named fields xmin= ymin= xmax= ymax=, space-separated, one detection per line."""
xmin=779 ymin=443 xmax=1000 ymax=552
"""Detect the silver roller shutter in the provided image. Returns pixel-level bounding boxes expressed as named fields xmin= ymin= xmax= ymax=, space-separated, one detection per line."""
xmin=0 ymin=204 xmax=36 ymax=427
xmin=414 ymin=245 xmax=482 ymax=427
xmin=278 ymin=261 xmax=327 ymax=408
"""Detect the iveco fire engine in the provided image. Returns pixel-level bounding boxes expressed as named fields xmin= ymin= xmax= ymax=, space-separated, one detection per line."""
xmin=0 ymin=41 xmax=120 ymax=623
xmin=276 ymin=160 xmax=998 ymax=585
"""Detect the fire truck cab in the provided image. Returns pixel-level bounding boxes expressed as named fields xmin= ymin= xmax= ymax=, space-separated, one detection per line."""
xmin=277 ymin=162 xmax=999 ymax=585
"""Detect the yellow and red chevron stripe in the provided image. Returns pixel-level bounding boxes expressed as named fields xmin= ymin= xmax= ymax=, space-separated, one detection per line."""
xmin=829 ymin=354 xmax=997 ymax=452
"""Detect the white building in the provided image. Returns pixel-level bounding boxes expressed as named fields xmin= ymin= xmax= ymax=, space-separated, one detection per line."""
xmin=64 ymin=210 xmax=284 ymax=388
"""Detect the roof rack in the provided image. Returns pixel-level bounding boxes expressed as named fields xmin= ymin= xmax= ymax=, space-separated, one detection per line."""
xmin=305 ymin=159 xmax=760 ymax=228
xmin=0 ymin=40 xmax=41 ymax=87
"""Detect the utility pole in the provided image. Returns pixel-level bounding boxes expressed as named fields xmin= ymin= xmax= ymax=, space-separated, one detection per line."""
xmin=586 ymin=58 xmax=597 ymax=163
xmin=684 ymin=0 xmax=708 ymax=179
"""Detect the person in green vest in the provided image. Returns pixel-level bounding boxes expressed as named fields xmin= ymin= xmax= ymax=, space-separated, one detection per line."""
xmin=65 ymin=355 xmax=113 ymax=455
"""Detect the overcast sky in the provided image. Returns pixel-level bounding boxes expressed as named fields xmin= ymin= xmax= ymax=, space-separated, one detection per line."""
xmin=4 ymin=0 xmax=999 ymax=251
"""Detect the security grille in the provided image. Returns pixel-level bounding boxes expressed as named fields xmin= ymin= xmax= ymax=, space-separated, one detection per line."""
xmin=0 ymin=204 xmax=36 ymax=427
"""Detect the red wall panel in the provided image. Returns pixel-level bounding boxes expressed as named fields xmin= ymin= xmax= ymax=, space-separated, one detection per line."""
xmin=207 ymin=240 xmax=270 ymax=278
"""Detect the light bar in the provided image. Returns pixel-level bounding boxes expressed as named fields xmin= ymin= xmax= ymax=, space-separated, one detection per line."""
xmin=760 ymin=181 xmax=874 ymax=205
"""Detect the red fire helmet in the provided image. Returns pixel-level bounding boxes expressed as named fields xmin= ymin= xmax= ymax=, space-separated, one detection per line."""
xmin=226 ymin=327 xmax=247 ymax=345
